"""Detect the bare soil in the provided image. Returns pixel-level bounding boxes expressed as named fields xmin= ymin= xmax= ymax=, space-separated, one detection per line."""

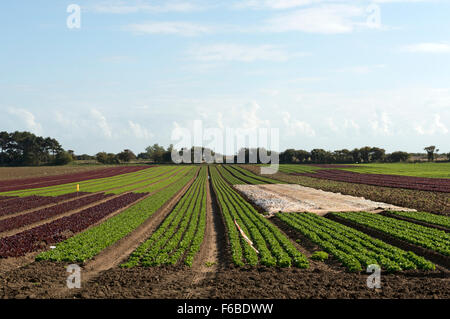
xmin=1 ymin=262 xmax=448 ymax=299
xmin=0 ymin=166 xmax=115 ymax=181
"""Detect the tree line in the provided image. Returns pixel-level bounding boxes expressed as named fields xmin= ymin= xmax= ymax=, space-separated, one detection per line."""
xmin=0 ymin=131 xmax=73 ymax=166
xmin=1 ymin=131 xmax=447 ymax=166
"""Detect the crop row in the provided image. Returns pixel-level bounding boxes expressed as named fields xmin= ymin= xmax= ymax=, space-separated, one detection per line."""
xmin=0 ymin=193 xmax=112 ymax=233
xmin=215 ymin=165 xmax=244 ymax=184
xmin=231 ymin=165 xmax=283 ymax=184
xmin=0 ymin=166 xmax=150 ymax=193
xmin=276 ymin=164 xmax=321 ymax=174
xmin=0 ymin=192 xmax=88 ymax=217
xmin=386 ymin=211 xmax=450 ymax=229
xmin=0 ymin=196 xmax=16 ymax=202
xmin=106 ymin=166 xmax=187 ymax=194
xmin=294 ymin=170 xmax=450 ymax=193
xmin=221 ymin=165 xmax=266 ymax=184
xmin=210 ymin=166 xmax=309 ymax=268
xmin=38 ymin=166 xmax=175 ymax=197
xmin=36 ymin=167 xmax=199 ymax=262
xmin=333 ymin=212 xmax=450 ymax=256
xmin=0 ymin=166 xmax=166 ymax=197
xmin=256 ymin=164 xmax=450 ymax=215
xmin=122 ymin=167 xmax=207 ymax=267
xmin=0 ymin=192 xmax=146 ymax=258
xmin=276 ymin=212 xmax=434 ymax=272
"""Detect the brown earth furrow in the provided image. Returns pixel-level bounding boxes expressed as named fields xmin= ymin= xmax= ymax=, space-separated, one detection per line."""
xmin=185 ymin=170 xmax=223 ymax=299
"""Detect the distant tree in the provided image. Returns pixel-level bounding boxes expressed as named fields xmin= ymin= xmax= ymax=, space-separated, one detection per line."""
xmin=351 ymin=148 xmax=362 ymax=163
xmin=54 ymin=151 xmax=73 ymax=165
xmin=333 ymin=149 xmax=353 ymax=163
xmin=145 ymin=144 xmax=166 ymax=163
xmin=446 ymin=153 xmax=450 ymax=161
xmin=424 ymin=146 xmax=439 ymax=162
xmin=162 ymin=144 xmax=175 ymax=163
xmin=369 ymin=147 xmax=386 ymax=162
xmin=137 ymin=152 xmax=150 ymax=160
xmin=76 ymin=154 xmax=95 ymax=160
xmin=117 ymin=149 xmax=136 ymax=162
xmin=96 ymin=152 xmax=119 ymax=164
xmin=280 ymin=149 xmax=296 ymax=163
xmin=295 ymin=150 xmax=310 ymax=163
xmin=359 ymin=146 xmax=372 ymax=163
xmin=310 ymin=149 xmax=328 ymax=164
xmin=386 ymin=151 xmax=410 ymax=162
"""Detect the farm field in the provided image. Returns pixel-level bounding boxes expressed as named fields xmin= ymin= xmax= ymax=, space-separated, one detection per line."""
xmin=275 ymin=162 xmax=450 ymax=178
xmin=273 ymin=164 xmax=450 ymax=193
xmin=242 ymin=164 xmax=450 ymax=215
xmin=0 ymin=164 xmax=449 ymax=299
xmin=0 ymin=165 xmax=119 ymax=181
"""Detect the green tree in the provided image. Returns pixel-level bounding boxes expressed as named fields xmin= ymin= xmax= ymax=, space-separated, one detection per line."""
xmin=117 ymin=149 xmax=137 ymax=162
xmin=145 ymin=144 xmax=166 ymax=163
xmin=424 ymin=146 xmax=439 ymax=162
xmin=387 ymin=151 xmax=410 ymax=162
xmin=96 ymin=152 xmax=119 ymax=164
xmin=54 ymin=151 xmax=73 ymax=165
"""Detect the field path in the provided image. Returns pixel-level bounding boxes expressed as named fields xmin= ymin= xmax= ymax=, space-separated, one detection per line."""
xmin=184 ymin=170 xmax=226 ymax=299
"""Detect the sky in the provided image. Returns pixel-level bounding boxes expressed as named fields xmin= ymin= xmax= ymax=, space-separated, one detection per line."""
xmin=1 ymin=0 xmax=449 ymax=155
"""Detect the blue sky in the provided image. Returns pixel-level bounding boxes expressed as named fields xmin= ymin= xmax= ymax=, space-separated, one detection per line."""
xmin=1 ymin=0 xmax=449 ymax=155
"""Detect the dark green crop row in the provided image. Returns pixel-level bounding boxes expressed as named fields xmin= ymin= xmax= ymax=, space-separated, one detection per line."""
xmin=210 ymin=166 xmax=309 ymax=268
xmin=221 ymin=165 xmax=266 ymax=184
xmin=333 ymin=212 xmax=449 ymax=257
xmin=386 ymin=211 xmax=450 ymax=229
xmin=216 ymin=165 xmax=245 ymax=185
xmin=36 ymin=167 xmax=198 ymax=262
xmin=276 ymin=212 xmax=435 ymax=272
xmin=122 ymin=167 xmax=207 ymax=267
xmin=107 ymin=166 xmax=189 ymax=194
xmin=232 ymin=165 xmax=284 ymax=184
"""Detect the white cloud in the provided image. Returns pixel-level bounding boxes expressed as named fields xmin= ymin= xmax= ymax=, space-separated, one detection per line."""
xmin=188 ymin=43 xmax=303 ymax=62
xmin=234 ymin=0 xmax=314 ymax=10
xmin=415 ymin=114 xmax=449 ymax=135
xmin=8 ymin=108 xmax=42 ymax=135
xmin=326 ymin=117 xmax=339 ymax=132
xmin=326 ymin=117 xmax=360 ymax=134
xmin=90 ymin=109 xmax=112 ymax=138
xmin=401 ymin=42 xmax=450 ymax=53
xmin=90 ymin=1 xmax=199 ymax=14
xmin=217 ymin=112 xmax=224 ymax=129
xmin=370 ymin=111 xmax=393 ymax=135
xmin=128 ymin=121 xmax=153 ymax=139
xmin=263 ymin=5 xmax=365 ymax=34
xmin=344 ymin=119 xmax=360 ymax=131
xmin=241 ymin=102 xmax=271 ymax=130
xmin=124 ymin=22 xmax=212 ymax=36
xmin=282 ymin=111 xmax=316 ymax=137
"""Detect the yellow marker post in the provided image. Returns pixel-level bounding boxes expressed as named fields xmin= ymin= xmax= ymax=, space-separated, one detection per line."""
xmin=76 ymin=184 xmax=80 ymax=192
